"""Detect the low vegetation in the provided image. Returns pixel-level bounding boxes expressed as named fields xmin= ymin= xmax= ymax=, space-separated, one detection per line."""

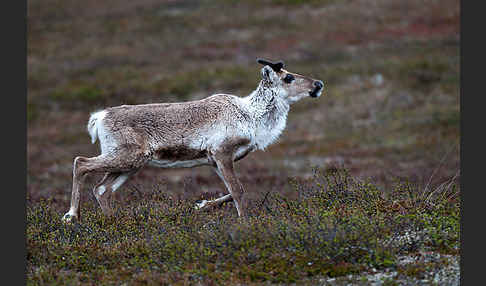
xmin=27 ymin=0 xmax=460 ymax=284
xmin=27 ymin=168 xmax=459 ymax=285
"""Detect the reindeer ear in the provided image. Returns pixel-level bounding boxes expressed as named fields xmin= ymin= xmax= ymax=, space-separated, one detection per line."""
xmin=261 ymin=65 xmax=280 ymax=84
xmin=261 ymin=65 xmax=272 ymax=81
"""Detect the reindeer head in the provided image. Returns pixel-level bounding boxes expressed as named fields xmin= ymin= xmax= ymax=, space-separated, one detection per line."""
xmin=257 ymin=58 xmax=324 ymax=104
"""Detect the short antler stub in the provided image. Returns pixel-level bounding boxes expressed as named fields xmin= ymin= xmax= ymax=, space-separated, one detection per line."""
xmin=257 ymin=58 xmax=284 ymax=72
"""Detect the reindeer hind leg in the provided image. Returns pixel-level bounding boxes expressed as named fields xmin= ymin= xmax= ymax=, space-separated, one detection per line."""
xmin=62 ymin=149 xmax=148 ymax=223
xmin=93 ymin=171 xmax=136 ymax=217
xmin=62 ymin=156 xmax=90 ymax=223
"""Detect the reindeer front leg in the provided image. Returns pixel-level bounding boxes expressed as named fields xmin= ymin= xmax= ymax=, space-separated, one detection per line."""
xmin=195 ymin=193 xmax=233 ymax=210
xmin=209 ymin=152 xmax=247 ymax=217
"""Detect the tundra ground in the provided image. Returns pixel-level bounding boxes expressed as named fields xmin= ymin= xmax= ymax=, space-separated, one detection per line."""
xmin=27 ymin=0 xmax=460 ymax=284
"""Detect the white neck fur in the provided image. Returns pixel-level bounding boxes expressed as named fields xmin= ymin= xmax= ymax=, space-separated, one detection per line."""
xmin=242 ymin=81 xmax=290 ymax=150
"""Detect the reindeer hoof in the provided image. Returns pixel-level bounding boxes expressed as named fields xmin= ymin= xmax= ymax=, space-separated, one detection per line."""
xmin=62 ymin=213 xmax=77 ymax=223
xmin=194 ymin=200 xmax=208 ymax=210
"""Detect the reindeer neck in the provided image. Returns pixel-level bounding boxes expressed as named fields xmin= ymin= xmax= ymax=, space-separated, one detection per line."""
xmin=245 ymin=82 xmax=288 ymax=114
xmin=243 ymin=82 xmax=290 ymax=150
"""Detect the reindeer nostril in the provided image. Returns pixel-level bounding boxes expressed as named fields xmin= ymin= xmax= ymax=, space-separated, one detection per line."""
xmin=314 ymin=81 xmax=323 ymax=89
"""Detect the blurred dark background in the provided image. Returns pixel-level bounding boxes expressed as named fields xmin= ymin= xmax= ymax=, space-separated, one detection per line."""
xmin=27 ymin=0 xmax=460 ymax=210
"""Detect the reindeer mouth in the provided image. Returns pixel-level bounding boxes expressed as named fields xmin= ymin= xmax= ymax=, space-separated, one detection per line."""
xmin=309 ymin=80 xmax=324 ymax=98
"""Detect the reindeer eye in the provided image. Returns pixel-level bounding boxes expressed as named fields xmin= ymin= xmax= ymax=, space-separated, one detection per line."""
xmin=283 ymin=74 xmax=295 ymax=84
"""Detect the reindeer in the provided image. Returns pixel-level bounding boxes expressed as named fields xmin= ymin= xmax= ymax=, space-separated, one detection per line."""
xmin=62 ymin=59 xmax=324 ymax=222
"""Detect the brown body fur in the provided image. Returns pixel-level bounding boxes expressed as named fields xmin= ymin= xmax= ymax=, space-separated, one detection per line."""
xmin=62 ymin=61 xmax=323 ymax=222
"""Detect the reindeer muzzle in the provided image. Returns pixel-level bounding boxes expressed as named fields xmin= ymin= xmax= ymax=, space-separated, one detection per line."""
xmin=309 ymin=80 xmax=324 ymax=98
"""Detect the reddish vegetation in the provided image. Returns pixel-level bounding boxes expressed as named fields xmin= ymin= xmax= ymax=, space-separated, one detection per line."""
xmin=378 ymin=18 xmax=459 ymax=40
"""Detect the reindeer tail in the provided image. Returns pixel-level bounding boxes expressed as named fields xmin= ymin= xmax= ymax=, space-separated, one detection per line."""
xmin=87 ymin=110 xmax=107 ymax=144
